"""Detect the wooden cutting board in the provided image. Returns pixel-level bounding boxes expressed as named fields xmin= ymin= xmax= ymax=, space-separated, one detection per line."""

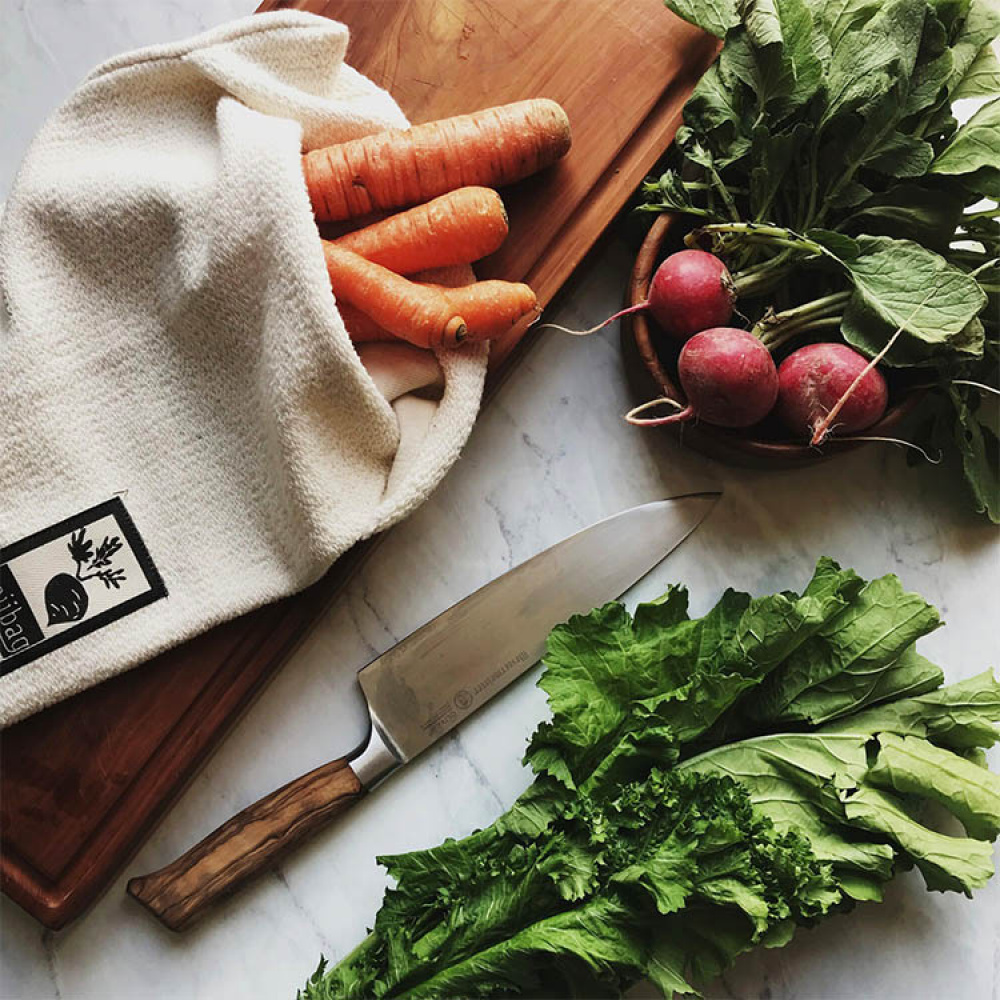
xmin=0 ymin=0 xmax=717 ymax=929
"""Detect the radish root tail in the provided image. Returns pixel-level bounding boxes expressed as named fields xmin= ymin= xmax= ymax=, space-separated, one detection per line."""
xmin=537 ymin=302 xmax=649 ymax=337
xmin=953 ymin=379 xmax=1000 ymax=397
xmin=625 ymin=397 xmax=694 ymax=427
xmin=810 ymin=289 xmax=935 ymax=446
xmin=833 ymin=435 xmax=942 ymax=464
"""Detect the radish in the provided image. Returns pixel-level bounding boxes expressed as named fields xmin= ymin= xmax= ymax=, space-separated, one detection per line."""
xmin=541 ymin=249 xmax=734 ymax=340
xmin=641 ymin=249 xmax=736 ymax=340
xmin=630 ymin=327 xmax=779 ymax=428
xmin=776 ymin=343 xmax=888 ymax=441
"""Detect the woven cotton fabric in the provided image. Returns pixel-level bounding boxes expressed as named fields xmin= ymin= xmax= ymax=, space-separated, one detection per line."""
xmin=0 ymin=13 xmax=487 ymax=726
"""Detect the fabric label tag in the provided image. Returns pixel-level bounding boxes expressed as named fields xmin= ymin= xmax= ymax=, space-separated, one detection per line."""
xmin=0 ymin=498 xmax=166 ymax=674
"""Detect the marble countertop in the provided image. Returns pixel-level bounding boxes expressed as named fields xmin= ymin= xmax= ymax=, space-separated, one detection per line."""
xmin=2 ymin=3 xmax=998 ymax=998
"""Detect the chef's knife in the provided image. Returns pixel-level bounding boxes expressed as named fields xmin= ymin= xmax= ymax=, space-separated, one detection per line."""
xmin=127 ymin=492 xmax=720 ymax=930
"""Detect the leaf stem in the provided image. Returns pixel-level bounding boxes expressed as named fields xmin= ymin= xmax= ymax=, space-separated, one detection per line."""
xmin=755 ymin=292 xmax=850 ymax=350
xmin=963 ymin=207 xmax=1000 ymax=222
xmin=803 ymin=131 xmax=822 ymax=229
xmin=760 ymin=316 xmax=844 ymax=351
xmin=967 ymin=257 xmax=1000 ymax=279
xmin=704 ymin=162 xmax=741 ymax=223
xmin=688 ymin=223 xmax=832 ymax=261
xmin=731 ymin=250 xmax=797 ymax=297
xmin=637 ymin=202 xmax=715 ymax=219
xmin=684 ymin=180 xmax=749 ymax=195
xmin=759 ymin=291 xmax=851 ymax=329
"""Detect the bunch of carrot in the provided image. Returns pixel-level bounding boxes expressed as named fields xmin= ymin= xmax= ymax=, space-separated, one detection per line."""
xmin=301 ymin=99 xmax=572 ymax=350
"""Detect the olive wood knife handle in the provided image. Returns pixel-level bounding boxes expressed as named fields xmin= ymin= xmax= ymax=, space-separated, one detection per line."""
xmin=127 ymin=756 xmax=365 ymax=931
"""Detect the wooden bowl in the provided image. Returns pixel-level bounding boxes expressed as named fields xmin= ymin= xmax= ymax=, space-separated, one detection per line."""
xmin=620 ymin=213 xmax=926 ymax=468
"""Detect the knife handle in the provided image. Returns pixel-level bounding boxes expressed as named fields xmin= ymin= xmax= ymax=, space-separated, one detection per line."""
xmin=127 ymin=755 xmax=365 ymax=931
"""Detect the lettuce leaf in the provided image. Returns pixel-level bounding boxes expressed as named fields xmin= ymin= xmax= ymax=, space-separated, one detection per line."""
xmin=527 ymin=558 xmax=863 ymax=786
xmin=302 ymin=561 xmax=1000 ymax=999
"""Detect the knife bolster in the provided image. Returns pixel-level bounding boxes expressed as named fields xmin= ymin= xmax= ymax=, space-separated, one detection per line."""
xmin=351 ymin=720 xmax=400 ymax=788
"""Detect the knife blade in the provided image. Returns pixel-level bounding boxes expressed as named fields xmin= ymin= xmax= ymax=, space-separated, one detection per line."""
xmin=127 ymin=492 xmax=720 ymax=930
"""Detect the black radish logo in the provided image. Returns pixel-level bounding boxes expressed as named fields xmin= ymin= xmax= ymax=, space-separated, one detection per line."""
xmin=44 ymin=528 xmax=127 ymax=626
xmin=2 ymin=497 xmax=165 ymax=673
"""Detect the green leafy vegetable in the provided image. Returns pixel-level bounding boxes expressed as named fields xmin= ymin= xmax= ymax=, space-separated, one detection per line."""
xmin=931 ymin=97 xmax=1000 ymax=175
xmin=743 ymin=570 xmax=943 ymax=727
xmin=948 ymin=0 xmax=1000 ymax=97
xmin=866 ymin=732 xmax=1000 ymax=839
xmin=952 ymin=43 xmax=1000 ymax=99
xmin=301 ymin=561 xmax=1000 ymax=999
xmin=936 ymin=380 xmax=1000 ymax=522
xmin=840 ymin=235 xmax=988 ymax=360
xmin=664 ymin=0 xmax=739 ymax=38
xmin=640 ymin=0 xmax=1000 ymax=519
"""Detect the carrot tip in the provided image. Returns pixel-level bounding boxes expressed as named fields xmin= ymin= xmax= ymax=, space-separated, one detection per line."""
xmin=444 ymin=317 xmax=469 ymax=347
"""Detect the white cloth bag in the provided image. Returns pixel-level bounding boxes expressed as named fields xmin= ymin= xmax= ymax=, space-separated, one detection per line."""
xmin=0 ymin=12 xmax=488 ymax=726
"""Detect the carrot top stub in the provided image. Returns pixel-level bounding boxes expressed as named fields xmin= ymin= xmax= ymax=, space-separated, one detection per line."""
xmin=322 ymin=243 xmax=467 ymax=350
xmin=422 ymin=280 xmax=539 ymax=342
xmin=303 ymin=99 xmax=572 ymax=222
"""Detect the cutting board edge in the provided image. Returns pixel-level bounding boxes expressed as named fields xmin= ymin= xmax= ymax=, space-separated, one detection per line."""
xmin=0 ymin=604 xmax=300 ymax=930
xmin=489 ymin=34 xmax=720 ymax=371
xmin=0 ymin=537 xmax=384 ymax=930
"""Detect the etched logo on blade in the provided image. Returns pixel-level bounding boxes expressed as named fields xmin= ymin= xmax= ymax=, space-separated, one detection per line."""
xmin=470 ymin=650 xmax=531 ymax=701
xmin=422 ymin=650 xmax=534 ymax=738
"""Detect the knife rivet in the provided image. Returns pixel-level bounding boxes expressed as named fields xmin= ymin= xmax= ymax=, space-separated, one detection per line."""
xmin=453 ymin=689 xmax=474 ymax=710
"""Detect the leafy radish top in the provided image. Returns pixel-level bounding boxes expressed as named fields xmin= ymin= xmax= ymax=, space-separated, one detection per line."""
xmin=640 ymin=0 xmax=999 ymax=521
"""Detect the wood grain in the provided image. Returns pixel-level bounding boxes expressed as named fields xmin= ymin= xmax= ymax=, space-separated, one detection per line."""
xmin=127 ymin=757 xmax=365 ymax=931
xmin=1 ymin=0 xmax=716 ymax=930
xmin=1 ymin=541 xmax=375 ymax=928
xmin=260 ymin=0 xmax=719 ymax=370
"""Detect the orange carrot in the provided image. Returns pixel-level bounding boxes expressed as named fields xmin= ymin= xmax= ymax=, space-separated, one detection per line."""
xmin=333 ymin=187 xmax=509 ymax=274
xmin=412 ymin=265 xmax=474 ymax=287
xmin=339 ymin=280 xmax=537 ymax=346
xmin=322 ymin=244 xmax=466 ymax=349
xmin=422 ymin=280 xmax=539 ymax=342
xmin=337 ymin=301 xmax=395 ymax=343
xmin=303 ymin=99 xmax=572 ymax=221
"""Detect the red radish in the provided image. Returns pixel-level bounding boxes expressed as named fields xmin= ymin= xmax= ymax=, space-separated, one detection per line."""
xmin=630 ymin=327 xmax=778 ymax=428
xmin=539 ymin=249 xmax=734 ymax=339
xmin=644 ymin=249 xmax=736 ymax=340
xmin=776 ymin=343 xmax=888 ymax=440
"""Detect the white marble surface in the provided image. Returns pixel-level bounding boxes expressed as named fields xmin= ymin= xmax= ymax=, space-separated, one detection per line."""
xmin=1 ymin=3 xmax=998 ymax=998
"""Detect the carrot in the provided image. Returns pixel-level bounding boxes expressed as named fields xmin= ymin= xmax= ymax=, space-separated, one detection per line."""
xmin=412 ymin=265 xmax=476 ymax=287
xmin=339 ymin=281 xmax=537 ymax=345
xmin=337 ymin=301 xmax=395 ymax=343
xmin=333 ymin=187 xmax=508 ymax=274
xmin=322 ymin=243 xmax=467 ymax=349
xmin=422 ymin=280 xmax=539 ymax=342
xmin=303 ymin=99 xmax=571 ymax=222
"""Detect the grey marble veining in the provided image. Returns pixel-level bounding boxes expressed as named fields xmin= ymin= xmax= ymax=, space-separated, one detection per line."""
xmin=2 ymin=4 xmax=998 ymax=999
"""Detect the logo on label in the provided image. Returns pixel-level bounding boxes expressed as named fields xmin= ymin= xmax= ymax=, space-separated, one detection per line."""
xmin=46 ymin=527 xmax=128 ymax=625
xmin=0 ymin=498 xmax=166 ymax=675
